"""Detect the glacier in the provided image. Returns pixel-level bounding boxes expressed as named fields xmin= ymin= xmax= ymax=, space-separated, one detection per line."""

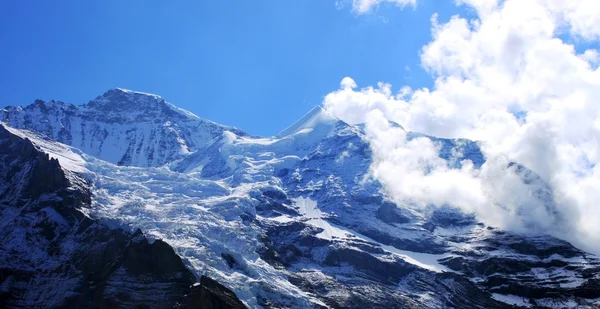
xmin=2 ymin=89 xmax=600 ymax=308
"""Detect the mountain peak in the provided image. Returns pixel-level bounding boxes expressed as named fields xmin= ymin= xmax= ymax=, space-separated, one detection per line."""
xmin=112 ymin=87 xmax=162 ymax=98
xmin=86 ymin=88 xmax=166 ymax=112
xmin=1 ymin=89 xmax=246 ymax=167
xmin=277 ymin=106 xmax=341 ymax=137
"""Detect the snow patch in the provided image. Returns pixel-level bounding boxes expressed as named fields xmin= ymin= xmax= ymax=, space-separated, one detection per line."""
xmin=294 ymin=197 xmax=351 ymax=240
xmin=492 ymin=293 xmax=532 ymax=308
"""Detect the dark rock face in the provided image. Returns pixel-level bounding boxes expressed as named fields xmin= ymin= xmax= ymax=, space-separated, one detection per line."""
xmin=0 ymin=125 xmax=246 ymax=309
xmin=423 ymin=206 xmax=477 ymax=232
xmin=438 ymin=230 xmax=600 ymax=307
xmin=176 ymin=276 xmax=247 ymax=309
xmin=257 ymin=218 xmax=506 ymax=309
xmin=376 ymin=201 xmax=411 ymax=224
xmin=0 ymin=126 xmax=68 ymax=203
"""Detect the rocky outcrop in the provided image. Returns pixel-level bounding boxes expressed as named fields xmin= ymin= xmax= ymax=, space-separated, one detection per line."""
xmin=176 ymin=276 xmax=248 ymax=309
xmin=438 ymin=231 xmax=600 ymax=306
xmin=376 ymin=201 xmax=411 ymax=224
xmin=257 ymin=217 xmax=506 ymax=308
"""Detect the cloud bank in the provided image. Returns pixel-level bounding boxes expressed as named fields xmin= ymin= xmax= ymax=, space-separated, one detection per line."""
xmin=325 ymin=0 xmax=600 ymax=254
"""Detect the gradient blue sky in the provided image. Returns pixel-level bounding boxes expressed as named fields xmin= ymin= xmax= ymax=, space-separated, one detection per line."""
xmin=0 ymin=1 xmax=467 ymax=136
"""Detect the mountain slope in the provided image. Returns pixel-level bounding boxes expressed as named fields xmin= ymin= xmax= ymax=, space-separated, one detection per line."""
xmin=2 ymin=90 xmax=600 ymax=308
xmin=0 ymin=124 xmax=246 ymax=309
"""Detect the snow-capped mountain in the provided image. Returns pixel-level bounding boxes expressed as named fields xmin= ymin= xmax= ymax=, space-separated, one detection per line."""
xmin=1 ymin=88 xmax=246 ymax=167
xmin=1 ymin=89 xmax=599 ymax=309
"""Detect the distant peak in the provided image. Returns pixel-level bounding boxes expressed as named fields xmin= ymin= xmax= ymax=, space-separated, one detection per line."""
xmin=99 ymin=88 xmax=164 ymax=100
xmin=293 ymin=106 xmax=328 ymax=119
xmin=111 ymin=88 xmax=163 ymax=98
xmin=87 ymin=88 xmax=166 ymax=111
xmin=277 ymin=105 xmax=341 ymax=137
xmin=307 ymin=105 xmax=328 ymax=115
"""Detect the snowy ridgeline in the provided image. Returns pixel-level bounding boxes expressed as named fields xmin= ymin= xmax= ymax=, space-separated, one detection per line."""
xmin=2 ymin=90 xmax=599 ymax=308
xmin=1 ymin=88 xmax=246 ymax=167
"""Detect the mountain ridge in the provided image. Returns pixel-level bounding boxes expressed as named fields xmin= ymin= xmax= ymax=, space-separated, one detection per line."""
xmin=1 ymin=89 xmax=600 ymax=308
xmin=1 ymin=88 xmax=247 ymax=167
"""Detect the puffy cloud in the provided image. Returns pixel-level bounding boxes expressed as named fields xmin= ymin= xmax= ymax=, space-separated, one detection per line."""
xmin=364 ymin=110 xmax=487 ymax=211
xmin=553 ymin=0 xmax=600 ymax=40
xmin=346 ymin=0 xmax=416 ymax=14
xmin=325 ymin=0 xmax=600 ymax=253
xmin=364 ymin=108 xmax=562 ymax=234
xmin=323 ymin=79 xmax=411 ymax=126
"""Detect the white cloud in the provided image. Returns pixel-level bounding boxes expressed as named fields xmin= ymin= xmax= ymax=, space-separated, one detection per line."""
xmin=554 ymin=0 xmax=600 ymax=40
xmin=323 ymin=79 xmax=410 ymax=126
xmin=364 ymin=110 xmax=487 ymax=211
xmin=325 ymin=0 xmax=600 ymax=253
xmin=349 ymin=0 xmax=416 ymax=14
xmin=581 ymin=49 xmax=599 ymax=65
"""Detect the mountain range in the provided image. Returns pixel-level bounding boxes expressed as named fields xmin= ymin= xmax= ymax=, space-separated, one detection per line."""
xmin=1 ymin=88 xmax=599 ymax=308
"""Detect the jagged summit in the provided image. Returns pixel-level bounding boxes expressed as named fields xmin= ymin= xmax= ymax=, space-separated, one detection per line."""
xmin=84 ymin=88 xmax=222 ymax=124
xmin=1 ymin=89 xmax=246 ymax=167
xmin=277 ymin=105 xmax=343 ymax=137
xmin=108 ymin=87 xmax=163 ymax=98
xmin=86 ymin=88 xmax=169 ymax=112
xmin=114 ymin=87 xmax=162 ymax=97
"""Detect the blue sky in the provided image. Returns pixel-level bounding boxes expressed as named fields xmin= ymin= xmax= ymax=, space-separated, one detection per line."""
xmin=0 ymin=1 xmax=466 ymax=136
